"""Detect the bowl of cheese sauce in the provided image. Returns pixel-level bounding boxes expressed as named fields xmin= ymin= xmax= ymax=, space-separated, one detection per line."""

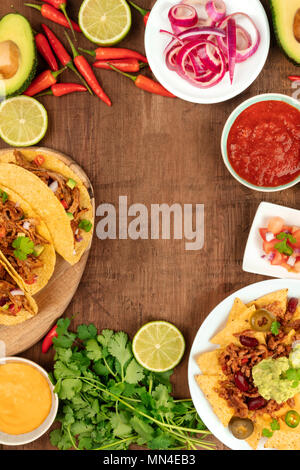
xmin=0 ymin=357 xmax=58 ymax=445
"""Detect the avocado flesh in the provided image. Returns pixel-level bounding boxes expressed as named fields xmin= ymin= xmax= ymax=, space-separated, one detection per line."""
xmin=270 ymin=0 xmax=300 ymax=65
xmin=0 ymin=14 xmax=37 ymax=97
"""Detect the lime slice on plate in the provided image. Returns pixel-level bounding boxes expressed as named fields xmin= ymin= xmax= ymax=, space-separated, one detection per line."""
xmin=132 ymin=321 xmax=185 ymax=372
xmin=0 ymin=96 xmax=48 ymax=147
xmin=79 ymin=0 xmax=132 ymax=45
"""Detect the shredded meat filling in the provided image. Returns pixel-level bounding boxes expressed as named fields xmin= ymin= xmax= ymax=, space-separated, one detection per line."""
xmin=0 ymin=265 xmax=34 ymax=316
xmin=13 ymin=150 xmax=88 ymax=239
xmin=0 ymin=196 xmax=48 ymax=284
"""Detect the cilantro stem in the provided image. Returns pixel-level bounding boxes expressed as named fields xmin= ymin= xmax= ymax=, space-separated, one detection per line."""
xmin=80 ymin=378 xmax=211 ymax=435
xmin=92 ymin=435 xmax=137 ymax=450
xmin=103 ymin=357 xmax=117 ymax=377
xmin=66 ymin=425 xmax=78 ymax=450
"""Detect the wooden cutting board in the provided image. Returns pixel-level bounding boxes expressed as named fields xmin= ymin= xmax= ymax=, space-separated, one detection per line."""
xmin=0 ymin=147 xmax=95 ymax=356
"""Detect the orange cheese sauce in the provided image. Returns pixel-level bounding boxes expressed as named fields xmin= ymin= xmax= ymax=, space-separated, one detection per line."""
xmin=0 ymin=362 xmax=52 ymax=435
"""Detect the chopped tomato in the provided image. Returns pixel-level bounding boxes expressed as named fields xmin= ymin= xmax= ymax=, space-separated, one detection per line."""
xmin=291 ymin=230 xmax=300 ymax=248
xmin=9 ymin=304 xmax=21 ymax=315
xmin=25 ymin=277 xmax=37 ymax=285
xmin=263 ymin=239 xmax=278 ymax=254
xmin=282 ymin=226 xmax=293 ymax=233
xmin=259 ymin=228 xmax=269 ymax=241
xmin=271 ymin=251 xmax=283 ymax=265
xmin=34 ymin=154 xmax=45 ymax=166
xmin=61 ymin=199 xmax=69 ymax=210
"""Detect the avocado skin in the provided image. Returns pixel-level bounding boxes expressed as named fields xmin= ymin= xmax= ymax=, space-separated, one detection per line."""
xmin=0 ymin=14 xmax=38 ymax=97
xmin=270 ymin=0 xmax=300 ymax=66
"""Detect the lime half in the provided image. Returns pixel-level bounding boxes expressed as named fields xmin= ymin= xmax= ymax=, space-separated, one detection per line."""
xmin=0 ymin=96 xmax=48 ymax=147
xmin=132 ymin=321 xmax=185 ymax=372
xmin=79 ymin=0 xmax=132 ymax=45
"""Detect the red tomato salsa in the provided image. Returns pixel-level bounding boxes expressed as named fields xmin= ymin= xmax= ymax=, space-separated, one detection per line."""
xmin=227 ymin=100 xmax=300 ymax=187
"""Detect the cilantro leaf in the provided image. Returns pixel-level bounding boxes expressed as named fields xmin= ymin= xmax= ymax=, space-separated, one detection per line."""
xmin=97 ymin=329 xmax=114 ymax=347
xmin=262 ymin=428 xmax=273 ymax=438
xmin=85 ymin=339 xmax=102 ymax=361
xmin=271 ymin=321 xmax=281 ymax=336
xmin=59 ymin=378 xmax=82 ymax=400
xmin=124 ymin=358 xmax=144 ymax=384
xmin=77 ymin=324 xmax=97 ymax=341
xmin=108 ymin=331 xmax=132 ymax=372
xmin=270 ymin=419 xmax=280 ymax=431
xmin=130 ymin=416 xmax=154 ymax=444
xmin=12 ymin=236 xmax=34 ymax=260
xmin=110 ymin=412 xmax=132 ymax=437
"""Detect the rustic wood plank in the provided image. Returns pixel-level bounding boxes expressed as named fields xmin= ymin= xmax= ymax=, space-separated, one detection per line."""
xmin=0 ymin=0 xmax=299 ymax=451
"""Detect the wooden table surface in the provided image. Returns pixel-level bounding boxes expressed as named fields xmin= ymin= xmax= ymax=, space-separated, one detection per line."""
xmin=1 ymin=0 xmax=299 ymax=451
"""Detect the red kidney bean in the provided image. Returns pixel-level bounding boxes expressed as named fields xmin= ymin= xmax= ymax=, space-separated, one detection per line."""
xmin=248 ymin=396 xmax=267 ymax=410
xmin=234 ymin=372 xmax=250 ymax=392
xmin=239 ymin=335 xmax=259 ymax=348
xmin=288 ymin=297 xmax=298 ymax=314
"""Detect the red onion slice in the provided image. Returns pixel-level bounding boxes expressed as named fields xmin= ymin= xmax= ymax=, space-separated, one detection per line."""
xmin=205 ymin=0 xmax=226 ymax=22
xmin=10 ymin=289 xmax=25 ymax=296
xmin=227 ymin=18 xmax=236 ymax=84
xmin=168 ymin=4 xmax=198 ymax=27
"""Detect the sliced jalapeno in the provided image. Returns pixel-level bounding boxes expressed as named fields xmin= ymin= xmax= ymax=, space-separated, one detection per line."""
xmin=285 ymin=410 xmax=300 ymax=428
xmin=250 ymin=309 xmax=275 ymax=332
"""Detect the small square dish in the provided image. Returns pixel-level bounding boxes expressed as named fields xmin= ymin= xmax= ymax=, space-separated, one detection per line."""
xmin=243 ymin=202 xmax=300 ymax=279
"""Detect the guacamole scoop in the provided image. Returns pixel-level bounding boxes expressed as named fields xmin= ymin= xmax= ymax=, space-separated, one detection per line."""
xmin=252 ymin=357 xmax=300 ymax=404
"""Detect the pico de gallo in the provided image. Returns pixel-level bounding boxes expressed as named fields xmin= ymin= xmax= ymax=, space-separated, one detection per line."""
xmin=259 ymin=216 xmax=300 ymax=273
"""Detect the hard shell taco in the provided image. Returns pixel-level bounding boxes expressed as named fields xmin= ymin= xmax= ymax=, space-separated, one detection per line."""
xmin=0 ymin=185 xmax=55 ymax=295
xmin=0 ymin=259 xmax=38 ymax=326
xmin=0 ymin=149 xmax=94 ymax=265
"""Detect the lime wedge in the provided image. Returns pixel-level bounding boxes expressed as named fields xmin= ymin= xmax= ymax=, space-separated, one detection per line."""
xmin=0 ymin=96 xmax=48 ymax=147
xmin=79 ymin=0 xmax=132 ymax=45
xmin=132 ymin=321 xmax=185 ymax=372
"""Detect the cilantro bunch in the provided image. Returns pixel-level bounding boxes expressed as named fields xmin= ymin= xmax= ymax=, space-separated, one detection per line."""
xmin=49 ymin=319 xmax=214 ymax=451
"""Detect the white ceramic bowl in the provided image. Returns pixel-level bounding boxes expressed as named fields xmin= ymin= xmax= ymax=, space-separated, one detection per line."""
xmin=221 ymin=93 xmax=300 ymax=192
xmin=243 ymin=202 xmax=300 ymax=279
xmin=0 ymin=357 xmax=58 ymax=446
xmin=144 ymin=0 xmax=270 ymax=104
xmin=188 ymin=278 xmax=300 ymax=450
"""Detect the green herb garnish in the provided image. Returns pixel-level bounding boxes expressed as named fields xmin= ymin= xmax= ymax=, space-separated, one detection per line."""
xmin=262 ymin=428 xmax=273 ymax=438
xmin=78 ymin=219 xmax=92 ymax=232
xmin=275 ymin=232 xmax=297 ymax=256
xmin=270 ymin=419 xmax=280 ymax=431
xmin=270 ymin=321 xmax=281 ymax=336
xmin=12 ymin=236 xmax=34 ymax=261
xmin=0 ymin=190 xmax=8 ymax=204
xmin=50 ymin=319 xmax=213 ymax=451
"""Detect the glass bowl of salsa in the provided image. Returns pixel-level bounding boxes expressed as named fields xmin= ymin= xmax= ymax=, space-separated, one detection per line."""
xmin=0 ymin=357 xmax=59 ymax=446
xmin=221 ymin=94 xmax=300 ymax=192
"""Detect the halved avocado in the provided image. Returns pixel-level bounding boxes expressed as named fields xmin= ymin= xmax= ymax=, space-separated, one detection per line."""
xmin=0 ymin=14 xmax=37 ymax=97
xmin=270 ymin=0 xmax=300 ymax=65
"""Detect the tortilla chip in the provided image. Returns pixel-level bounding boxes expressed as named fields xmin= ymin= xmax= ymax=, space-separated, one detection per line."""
xmin=195 ymin=374 xmax=234 ymax=427
xmin=0 ymin=149 xmax=93 ymax=265
xmin=227 ymin=298 xmax=248 ymax=323
xmin=210 ymin=305 xmax=266 ymax=346
xmin=246 ymin=415 xmax=270 ymax=450
xmin=247 ymin=289 xmax=288 ymax=319
xmin=196 ymin=349 xmax=224 ymax=376
xmin=265 ymin=428 xmax=300 ymax=450
xmin=0 ymin=185 xmax=56 ymax=295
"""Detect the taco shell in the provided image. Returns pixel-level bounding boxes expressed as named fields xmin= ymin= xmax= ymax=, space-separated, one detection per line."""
xmin=0 ymin=149 xmax=93 ymax=265
xmin=0 ymin=185 xmax=56 ymax=295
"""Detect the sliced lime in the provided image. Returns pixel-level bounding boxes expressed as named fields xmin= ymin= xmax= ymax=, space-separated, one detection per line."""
xmin=79 ymin=0 xmax=132 ymax=46
xmin=0 ymin=96 xmax=48 ymax=147
xmin=132 ymin=321 xmax=185 ymax=372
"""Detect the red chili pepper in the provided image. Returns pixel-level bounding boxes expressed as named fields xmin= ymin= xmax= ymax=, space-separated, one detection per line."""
xmin=43 ymin=0 xmax=76 ymax=38
xmin=42 ymin=324 xmax=58 ymax=353
xmin=35 ymin=32 xmax=58 ymax=71
xmin=34 ymin=154 xmax=45 ymax=166
xmin=109 ymin=64 xmax=175 ymax=98
xmin=93 ymin=58 xmax=145 ymax=73
xmin=42 ymin=24 xmax=93 ymax=94
xmin=24 ymin=68 xmax=66 ymax=96
xmin=288 ymin=75 xmax=300 ymax=82
xmin=25 ymin=3 xmax=81 ymax=32
xmin=79 ymin=46 xmax=148 ymax=64
xmin=128 ymin=1 xmax=150 ymax=25
xmin=38 ymin=83 xmax=87 ymax=97
xmin=65 ymin=33 xmax=111 ymax=106
xmin=61 ymin=199 xmax=69 ymax=209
